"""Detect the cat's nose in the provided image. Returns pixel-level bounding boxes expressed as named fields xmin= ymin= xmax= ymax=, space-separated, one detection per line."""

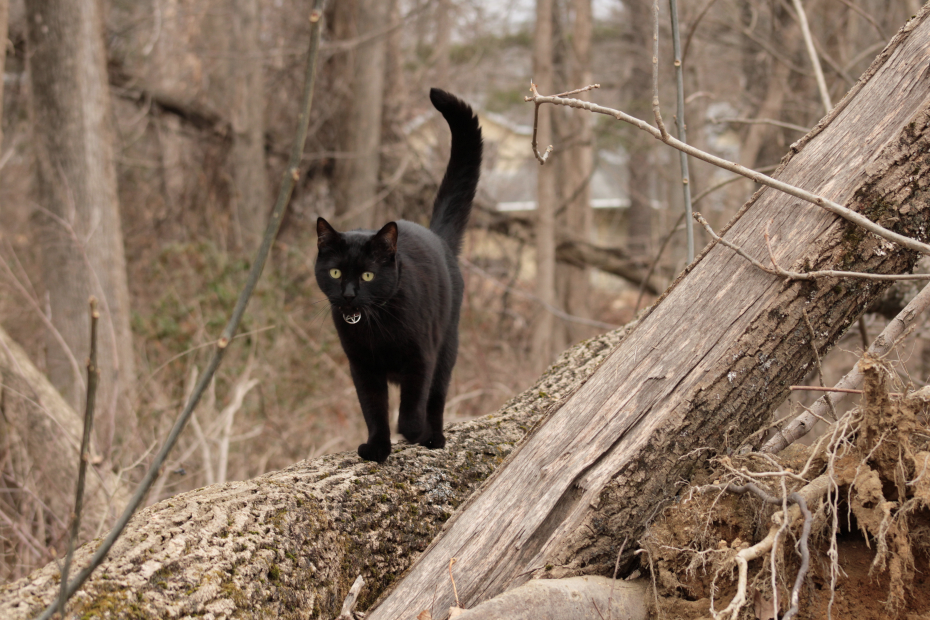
xmin=344 ymin=283 xmax=357 ymax=300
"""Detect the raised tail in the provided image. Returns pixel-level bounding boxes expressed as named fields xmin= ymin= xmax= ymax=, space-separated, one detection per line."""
xmin=428 ymin=88 xmax=483 ymax=256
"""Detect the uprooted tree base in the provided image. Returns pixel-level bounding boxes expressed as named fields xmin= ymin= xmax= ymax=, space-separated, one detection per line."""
xmin=642 ymin=358 xmax=930 ymax=619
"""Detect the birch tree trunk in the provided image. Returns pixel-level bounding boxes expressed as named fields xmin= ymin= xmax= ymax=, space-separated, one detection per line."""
xmin=26 ymin=0 xmax=136 ymax=455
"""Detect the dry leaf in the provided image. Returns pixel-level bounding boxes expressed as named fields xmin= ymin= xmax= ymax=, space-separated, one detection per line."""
xmin=416 ymin=611 xmax=432 ymax=620
xmin=448 ymin=606 xmax=466 ymax=618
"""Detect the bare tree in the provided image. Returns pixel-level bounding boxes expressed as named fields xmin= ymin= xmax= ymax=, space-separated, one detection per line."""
xmin=332 ymin=0 xmax=390 ymax=230
xmin=553 ymin=0 xmax=594 ymax=346
xmin=623 ymin=0 xmax=654 ymax=264
xmin=530 ymin=0 xmax=558 ymax=371
xmin=228 ymin=0 xmax=270 ymax=254
xmin=25 ymin=0 xmax=136 ymax=454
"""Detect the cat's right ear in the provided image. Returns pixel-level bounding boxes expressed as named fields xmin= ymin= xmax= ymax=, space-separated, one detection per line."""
xmin=317 ymin=218 xmax=339 ymax=250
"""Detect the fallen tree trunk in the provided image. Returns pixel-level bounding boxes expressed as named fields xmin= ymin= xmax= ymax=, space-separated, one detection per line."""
xmin=368 ymin=9 xmax=930 ymax=619
xmin=0 ymin=327 xmax=633 ymax=618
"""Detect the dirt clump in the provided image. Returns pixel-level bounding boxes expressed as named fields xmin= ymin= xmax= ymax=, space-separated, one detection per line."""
xmin=641 ymin=355 xmax=930 ymax=619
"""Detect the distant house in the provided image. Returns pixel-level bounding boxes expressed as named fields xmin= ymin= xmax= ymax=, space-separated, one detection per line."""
xmin=406 ymin=105 xmax=630 ymax=214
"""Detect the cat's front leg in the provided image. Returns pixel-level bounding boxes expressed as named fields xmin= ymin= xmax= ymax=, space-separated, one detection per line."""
xmin=349 ymin=363 xmax=391 ymax=463
xmin=397 ymin=361 xmax=434 ymax=445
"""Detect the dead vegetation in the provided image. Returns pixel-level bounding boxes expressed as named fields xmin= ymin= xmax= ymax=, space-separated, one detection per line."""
xmin=643 ymin=354 xmax=930 ymax=619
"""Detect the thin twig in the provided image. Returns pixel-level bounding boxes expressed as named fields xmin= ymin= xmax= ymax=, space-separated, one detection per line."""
xmin=56 ymin=298 xmax=99 ymax=618
xmin=689 ymin=164 xmax=781 ymax=207
xmin=652 ymin=0 xmax=669 ymax=140
xmin=668 ymin=0 xmax=694 ymax=262
xmin=802 ymin=307 xmax=838 ymax=421
xmin=336 ymin=574 xmax=366 ymax=620
xmin=713 ymin=116 xmax=810 ymax=133
xmin=35 ymin=3 xmax=327 ymax=617
xmin=448 ymin=557 xmax=460 ymax=608
xmin=634 ymin=211 xmax=684 ymax=314
xmin=763 ymin=281 xmax=930 ymax=452
xmin=789 ymin=385 xmax=904 ymax=397
xmin=607 ymin=536 xmax=629 ymax=620
xmin=694 ymin=212 xmax=930 ymax=282
xmin=524 ymin=90 xmax=930 ymax=257
xmin=791 ymin=0 xmax=832 ymax=112
xmin=528 ymin=82 xmax=554 ymax=164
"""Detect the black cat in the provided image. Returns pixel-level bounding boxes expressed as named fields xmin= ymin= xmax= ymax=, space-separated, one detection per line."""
xmin=315 ymin=88 xmax=482 ymax=463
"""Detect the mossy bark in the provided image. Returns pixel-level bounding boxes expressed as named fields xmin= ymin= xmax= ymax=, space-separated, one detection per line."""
xmin=0 ymin=326 xmax=634 ymax=619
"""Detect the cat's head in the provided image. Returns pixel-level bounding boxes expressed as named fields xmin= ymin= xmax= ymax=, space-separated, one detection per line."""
xmin=314 ymin=217 xmax=399 ymax=325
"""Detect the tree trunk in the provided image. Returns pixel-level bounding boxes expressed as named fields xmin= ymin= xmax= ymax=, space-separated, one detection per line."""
xmin=554 ymin=0 xmax=594 ymax=345
xmin=530 ymin=0 xmax=559 ymax=371
xmin=0 ymin=328 xmax=634 ymax=618
xmin=229 ymin=0 xmax=270 ymax=254
xmin=332 ymin=0 xmax=389 ymax=231
xmin=624 ymin=0 xmax=654 ymax=264
xmin=26 ymin=0 xmax=136 ymax=455
xmin=367 ymin=8 xmax=930 ymax=618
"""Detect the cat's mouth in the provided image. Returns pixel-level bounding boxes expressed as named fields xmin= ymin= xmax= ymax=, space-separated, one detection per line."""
xmin=343 ymin=311 xmax=362 ymax=324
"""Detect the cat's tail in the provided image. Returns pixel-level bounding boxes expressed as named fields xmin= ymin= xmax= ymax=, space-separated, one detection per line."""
xmin=429 ymin=88 xmax=483 ymax=256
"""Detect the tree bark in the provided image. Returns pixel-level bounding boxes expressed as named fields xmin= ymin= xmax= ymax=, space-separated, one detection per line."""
xmin=0 ymin=327 xmax=634 ymax=618
xmin=367 ymin=8 xmax=930 ymax=618
xmin=26 ymin=0 xmax=136 ymax=455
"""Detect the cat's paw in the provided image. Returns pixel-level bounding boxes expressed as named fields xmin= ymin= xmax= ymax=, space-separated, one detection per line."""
xmin=358 ymin=441 xmax=391 ymax=463
xmin=397 ymin=420 xmax=424 ymax=444
xmin=418 ymin=432 xmax=446 ymax=450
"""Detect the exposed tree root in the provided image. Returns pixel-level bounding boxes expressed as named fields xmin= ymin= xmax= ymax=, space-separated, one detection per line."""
xmin=642 ymin=354 xmax=930 ymax=619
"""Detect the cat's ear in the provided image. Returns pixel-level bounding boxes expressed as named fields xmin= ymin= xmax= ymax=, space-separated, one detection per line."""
xmin=371 ymin=222 xmax=398 ymax=258
xmin=317 ymin=217 xmax=340 ymax=250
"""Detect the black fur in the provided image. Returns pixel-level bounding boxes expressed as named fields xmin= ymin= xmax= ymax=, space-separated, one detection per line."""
xmin=315 ymin=89 xmax=482 ymax=463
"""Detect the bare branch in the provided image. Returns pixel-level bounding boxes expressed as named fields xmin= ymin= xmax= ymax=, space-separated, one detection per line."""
xmin=524 ymin=89 xmax=930 ymax=257
xmin=528 ymin=82 xmax=554 ymax=164
xmin=652 ymin=0 xmax=669 ymax=139
xmin=763 ymin=281 xmax=930 ymax=452
xmin=791 ymin=0 xmax=833 ymax=112
xmin=55 ymin=298 xmax=100 ymax=617
xmin=694 ymin=213 xmax=930 ymax=281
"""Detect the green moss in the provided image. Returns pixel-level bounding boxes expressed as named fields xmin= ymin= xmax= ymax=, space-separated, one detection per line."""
xmin=268 ymin=564 xmax=281 ymax=582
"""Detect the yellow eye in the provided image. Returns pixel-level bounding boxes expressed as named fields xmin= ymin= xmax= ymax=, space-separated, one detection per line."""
xmin=329 ymin=268 xmax=341 ymax=279
xmin=362 ymin=272 xmax=374 ymax=282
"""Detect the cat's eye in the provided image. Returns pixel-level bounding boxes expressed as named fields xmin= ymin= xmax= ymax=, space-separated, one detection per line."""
xmin=329 ymin=268 xmax=341 ymax=279
xmin=362 ymin=272 xmax=374 ymax=282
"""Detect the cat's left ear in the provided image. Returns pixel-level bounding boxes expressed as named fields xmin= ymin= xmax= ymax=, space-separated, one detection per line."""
xmin=317 ymin=217 xmax=340 ymax=250
xmin=371 ymin=222 xmax=398 ymax=258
